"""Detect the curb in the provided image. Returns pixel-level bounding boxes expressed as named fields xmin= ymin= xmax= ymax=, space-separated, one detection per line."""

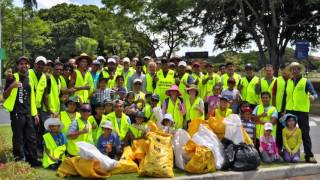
xmin=161 ymin=155 xmax=320 ymax=180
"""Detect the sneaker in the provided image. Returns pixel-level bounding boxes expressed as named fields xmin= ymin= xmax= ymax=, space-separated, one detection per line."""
xmin=306 ymin=157 xmax=317 ymax=164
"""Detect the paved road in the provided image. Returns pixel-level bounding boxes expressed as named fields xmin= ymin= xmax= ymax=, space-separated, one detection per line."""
xmin=0 ymin=109 xmax=319 ymax=153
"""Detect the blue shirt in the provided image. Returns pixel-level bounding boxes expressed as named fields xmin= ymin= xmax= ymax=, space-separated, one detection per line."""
xmin=293 ymin=76 xmax=318 ymax=99
xmin=67 ymin=119 xmax=89 ymax=135
xmin=96 ymin=132 xmax=121 ymax=154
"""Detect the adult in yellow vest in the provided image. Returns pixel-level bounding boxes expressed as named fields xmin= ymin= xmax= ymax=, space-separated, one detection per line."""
xmin=162 ymin=85 xmax=186 ymax=129
xmin=271 ymin=64 xmax=292 ymax=151
xmin=98 ymin=100 xmax=131 ymax=146
xmin=3 ymin=56 xmax=40 ymax=167
xmin=201 ymin=63 xmax=221 ymax=100
xmin=154 ymin=59 xmax=175 ymax=103
xmin=145 ymin=61 xmax=157 ymax=93
xmin=70 ymin=53 xmax=92 ymax=104
xmin=132 ymin=79 xmax=145 ymax=110
xmin=252 ymin=92 xmax=278 ymax=149
xmin=176 ymin=61 xmax=193 ymax=99
xmin=127 ymin=61 xmax=146 ymax=92
xmin=185 ymin=85 xmax=205 ymax=124
xmin=221 ymin=62 xmax=241 ymax=90
xmin=122 ymin=57 xmax=136 ymax=89
xmin=100 ymin=58 xmax=121 ymax=89
xmin=285 ymin=62 xmax=318 ymax=163
xmin=59 ymin=63 xmax=73 ymax=89
xmin=60 ymin=96 xmax=81 ymax=136
xmin=218 ymin=64 xmax=226 ymax=76
xmin=67 ymin=104 xmax=94 ymax=156
xmin=256 ymin=64 xmax=276 ymax=103
xmin=239 ymin=63 xmax=260 ymax=109
xmin=143 ymin=56 xmax=152 ymax=74
xmin=29 ymin=56 xmax=47 ymax=90
xmin=191 ymin=61 xmax=203 ymax=89
xmin=42 ymin=118 xmax=66 ymax=169
xmin=131 ymin=57 xmax=139 ymax=69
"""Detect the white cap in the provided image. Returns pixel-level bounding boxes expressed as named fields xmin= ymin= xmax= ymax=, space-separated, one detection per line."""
xmin=123 ymin=57 xmax=130 ymax=63
xmin=178 ymin=61 xmax=187 ymax=67
xmin=143 ymin=56 xmax=151 ymax=60
xmin=96 ymin=56 xmax=106 ymax=62
xmin=264 ymin=122 xmax=273 ymax=131
xmin=35 ymin=56 xmax=47 ymax=64
xmin=133 ymin=78 xmax=142 ymax=84
xmin=101 ymin=121 xmax=113 ymax=130
xmin=92 ymin=60 xmax=100 ymax=65
xmin=44 ymin=118 xmax=63 ymax=131
xmin=107 ymin=58 xmax=116 ymax=64
xmin=163 ymin=113 xmax=174 ymax=122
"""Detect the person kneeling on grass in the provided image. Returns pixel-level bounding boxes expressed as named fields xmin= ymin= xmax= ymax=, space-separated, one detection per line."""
xmin=280 ymin=114 xmax=302 ymax=163
xmin=260 ymin=122 xmax=283 ymax=163
xmin=97 ymin=121 xmax=122 ymax=160
xmin=42 ymin=118 xmax=66 ymax=169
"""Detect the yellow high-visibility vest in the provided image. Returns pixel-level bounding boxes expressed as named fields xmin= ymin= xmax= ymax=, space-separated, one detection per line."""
xmin=165 ymin=97 xmax=184 ymax=129
xmin=221 ymin=73 xmax=241 ymax=90
xmin=256 ymin=105 xmax=277 ymax=138
xmin=186 ymin=96 xmax=204 ymax=121
xmin=74 ymin=69 xmax=92 ymax=103
xmin=60 ymin=111 xmax=81 ymax=136
xmin=42 ymin=132 xmax=66 ymax=168
xmin=240 ymin=76 xmax=259 ymax=105
xmin=154 ymin=70 xmax=175 ymax=103
xmin=286 ymin=78 xmax=310 ymax=112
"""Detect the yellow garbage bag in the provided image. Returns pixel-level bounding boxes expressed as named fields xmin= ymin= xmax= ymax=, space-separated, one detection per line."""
xmin=187 ymin=118 xmax=207 ymax=136
xmin=138 ymin=131 xmax=174 ymax=178
xmin=111 ymin=146 xmax=139 ymax=175
xmin=57 ymin=157 xmax=111 ymax=178
xmin=132 ymin=139 xmax=148 ymax=161
xmin=242 ymin=127 xmax=253 ymax=145
xmin=208 ymin=117 xmax=225 ymax=140
xmin=184 ymin=140 xmax=216 ymax=174
xmin=147 ymin=120 xmax=159 ymax=132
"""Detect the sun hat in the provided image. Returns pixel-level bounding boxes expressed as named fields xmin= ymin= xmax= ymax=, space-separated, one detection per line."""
xmin=76 ymin=53 xmax=92 ymax=65
xmin=44 ymin=118 xmax=63 ymax=131
xmin=178 ymin=61 xmax=187 ymax=67
xmin=163 ymin=113 xmax=174 ymax=122
xmin=35 ymin=56 xmax=47 ymax=64
xmin=186 ymin=84 xmax=199 ymax=93
xmin=279 ymin=113 xmax=298 ymax=127
xmin=289 ymin=62 xmax=305 ymax=72
xmin=101 ymin=121 xmax=113 ymax=130
xmin=264 ymin=122 xmax=273 ymax=131
xmin=166 ymin=85 xmax=182 ymax=96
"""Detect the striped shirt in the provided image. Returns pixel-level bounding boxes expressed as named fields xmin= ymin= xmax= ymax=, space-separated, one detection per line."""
xmin=241 ymin=119 xmax=255 ymax=139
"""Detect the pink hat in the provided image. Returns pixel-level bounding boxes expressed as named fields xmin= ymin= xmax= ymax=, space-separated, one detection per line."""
xmin=166 ymin=85 xmax=182 ymax=96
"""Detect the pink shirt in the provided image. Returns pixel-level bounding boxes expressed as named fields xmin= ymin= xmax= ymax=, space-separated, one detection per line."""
xmin=259 ymin=135 xmax=278 ymax=155
xmin=206 ymin=95 xmax=220 ymax=113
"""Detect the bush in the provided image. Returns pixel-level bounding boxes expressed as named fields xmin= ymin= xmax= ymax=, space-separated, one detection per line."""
xmin=0 ymin=161 xmax=41 ymax=180
xmin=0 ymin=133 xmax=13 ymax=163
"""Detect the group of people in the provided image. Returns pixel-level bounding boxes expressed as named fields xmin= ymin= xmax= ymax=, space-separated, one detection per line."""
xmin=3 ymin=53 xmax=318 ymax=170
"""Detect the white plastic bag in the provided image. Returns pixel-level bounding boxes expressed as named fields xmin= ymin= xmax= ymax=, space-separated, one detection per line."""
xmin=76 ymin=142 xmax=117 ymax=171
xmin=224 ymin=114 xmax=244 ymax=144
xmin=192 ymin=125 xmax=225 ymax=169
xmin=173 ymin=129 xmax=191 ymax=170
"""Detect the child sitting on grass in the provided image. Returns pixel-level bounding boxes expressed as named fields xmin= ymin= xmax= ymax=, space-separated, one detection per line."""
xmin=281 ymin=114 xmax=302 ymax=163
xmin=97 ymin=121 xmax=122 ymax=159
xmin=241 ymin=107 xmax=256 ymax=145
xmin=259 ymin=122 xmax=283 ymax=163
xmin=129 ymin=111 xmax=148 ymax=139
xmin=42 ymin=118 xmax=66 ymax=169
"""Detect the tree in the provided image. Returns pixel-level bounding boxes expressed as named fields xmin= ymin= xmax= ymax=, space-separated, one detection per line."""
xmin=75 ymin=36 xmax=98 ymax=56
xmin=191 ymin=0 xmax=320 ymax=75
xmin=22 ymin=0 xmax=37 ymax=9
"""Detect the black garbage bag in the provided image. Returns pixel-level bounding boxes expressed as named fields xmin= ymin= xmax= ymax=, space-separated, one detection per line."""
xmin=232 ymin=143 xmax=260 ymax=171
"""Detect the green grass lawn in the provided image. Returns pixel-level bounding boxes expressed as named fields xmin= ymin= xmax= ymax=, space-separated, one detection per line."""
xmin=0 ymin=125 xmax=309 ymax=179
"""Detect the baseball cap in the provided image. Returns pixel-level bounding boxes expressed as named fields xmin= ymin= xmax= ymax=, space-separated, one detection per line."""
xmin=96 ymin=56 xmax=106 ymax=62
xmin=16 ymin=56 xmax=30 ymax=64
xmin=107 ymin=58 xmax=116 ymax=64
xmin=92 ymin=60 xmax=100 ymax=65
xmin=133 ymin=78 xmax=142 ymax=84
xmin=264 ymin=122 xmax=273 ymax=131
xmin=101 ymin=121 xmax=113 ymax=130
xmin=151 ymin=94 xmax=160 ymax=101
xmin=123 ymin=57 xmax=130 ymax=63
xmin=178 ymin=61 xmax=187 ymax=67
xmin=35 ymin=56 xmax=47 ymax=64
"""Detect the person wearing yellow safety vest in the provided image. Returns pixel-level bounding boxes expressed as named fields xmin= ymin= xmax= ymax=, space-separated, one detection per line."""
xmin=191 ymin=61 xmax=203 ymax=89
xmin=99 ymin=100 xmax=131 ymax=147
xmin=96 ymin=121 xmax=122 ymax=159
xmin=221 ymin=62 xmax=241 ymax=90
xmin=132 ymin=79 xmax=145 ymax=110
xmin=185 ymin=85 xmax=205 ymax=127
xmin=3 ymin=56 xmax=41 ymax=167
xmin=218 ymin=64 xmax=226 ymax=76
xmin=88 ymin=102 xmax=107 ymax=144
xmin=129 ymin=111 xmax=148 ymax=139
xmin=59 ymin=63 xmax=73 ymax=90
xmin=256 ymin=64 xmax=276 ymax=103
xmin=131 ymin=57 xmax=139 ymax=69
xmin=145 ymin=61 xmax=157 ymax=94
xmin=29 ymin=56 xmax=47 ymax=90
xmin=271 ymin=64 xmax=292 ymax=151
xmin=121 ymin=57 xmax=135 ymax=89
xmin=70 ymin=53 xmax=93 ymax=104
xmin=162 ymin=85 xmax=186 ymax=129
xmin=285 ymin=62 xmax=318 ymax=163
xmin=252 ymin=92 xmax=278 ymax=151
xmin=67 ymin=104 xmax=94 ymax=156
xmin=201 ymin=63 xmax=221 ymax=100
xmin=100 ymin=58 xmax=120 ymax=89
xmin=60 ymin=96 xmax=81 ymax=136
xmin=145 ymin=94 xmax=163 ymax=126
xmin=238 ymin=63 xmax=260 ymax=109
xmin=176 ymin=61 xmax=194 ymax=100
xmin=42 ymin=118 xmax=66 ymax=169
xmin=142 ymin=56 xmax=152 ymax=74
xmin=154 ymin=59 xmax=175 ymax=103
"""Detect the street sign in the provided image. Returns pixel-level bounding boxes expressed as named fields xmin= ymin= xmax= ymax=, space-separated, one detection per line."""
xmin=0 ymin=48 xmax=5 ymax=59
xmin=295 ymin=40 xmax=309 ymax=60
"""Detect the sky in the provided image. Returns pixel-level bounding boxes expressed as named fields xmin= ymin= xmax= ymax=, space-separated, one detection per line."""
xmin=12 ymin=0 xmax=320 ymax=57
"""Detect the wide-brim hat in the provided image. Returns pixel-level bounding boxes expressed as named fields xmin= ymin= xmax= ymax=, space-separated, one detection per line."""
xmin=279 ymin=113 xmax=298 ymax=127
xmin=186 ymin=84 xmax=199 ymax=93
xmin=163 ymin=113 xmax=174 ymax=123
xmin=44 ymin=118 xmax=64 ymax=131
xmin=101 ymin=121 xmax=113 ymax=130
xmin=76 ymin=53 xmax=92 ymax=65
xmin=166 ymin=85 xmax=182 ymax=96
xmin=289 ymin=62 xmax=305 ymax=72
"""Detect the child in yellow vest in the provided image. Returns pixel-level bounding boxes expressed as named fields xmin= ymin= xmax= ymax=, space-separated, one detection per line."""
xmin=207 ymin=96 xmax=232 ymax=120
xmin=42 ymin=118 xmax=66 ymax=169
xmin=160 ymin=114 xmax=176 ymax=135
xmin=129 ymin=111 xmax=148 ymax=139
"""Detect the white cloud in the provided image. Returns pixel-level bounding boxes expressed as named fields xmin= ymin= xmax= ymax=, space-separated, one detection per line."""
xmin=37 ymin=0 xmax=74 ymax=9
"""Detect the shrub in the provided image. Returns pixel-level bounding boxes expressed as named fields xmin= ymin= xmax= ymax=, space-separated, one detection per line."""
xmin=0 ymin=161 xmax=42 ymax=180
xmin=0 ymin=133 xmax=13 ymax=163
